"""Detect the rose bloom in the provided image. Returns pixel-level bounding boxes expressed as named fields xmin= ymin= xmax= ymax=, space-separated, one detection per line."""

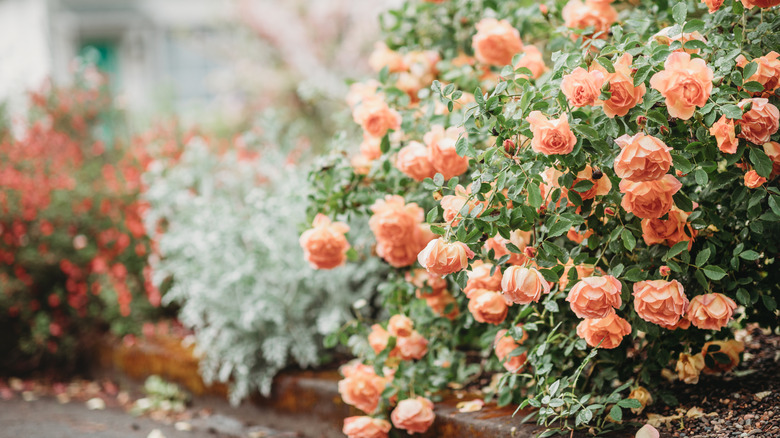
xmin=353 ymin=96 xmax=402 ymax=139
xmin=376 ymin=237 xmax=428 ymax=268
xmin=628 ymin=387 xmax=653 ymax=415
xmin=368 ymin=42 xmax=406 ymax=73
xmin=391 ymin=397 xmax=435 ymax=435
xmin=417 ymin=238 xmax=474 ymax=276
xmin=559 ymin=262 xmax=596 ymax=290
xmin=676 ymin=352 xmax=705 ymax=384
xmin=424 ymin=125 xmax=470 ymax=180
xmin=471 ymin=18 xmax=523 ymax=67
xmin=737 ymin=51 xmax=780 ymax=96
xmin=744 ymin=170 xmax=767 ymax=188
xmin=299 ymin=214 xmax=350 ymax=270
xmin=343 ymin=416 xmax=391 ymax=438
xmin=701 ymin=0 xmax=725 ymax=13
xmin=388 ymin=314 xmax=414 ymax=337
xmin=494 ymin=326 xmax=529 ymax=373
xmin=650 ymin=52 xmax=713 ymax=120
xmin=346 ymin=80 xmax=381 ymax=109
xmin=484 ymin=229 xmax=532 ymax=265
xmin=701 ymin=340 xmax=744 ymax=374
xmin=464 ymin=261 xmax=503 ymax=294
xmin=571 ymin=165 xmax=612 ymax=200
xmin=641 ymin=206 xmax=696 ymax=249
xmin=613 ymin=133 xmax=673 ymax=182
xmin=425 ymin=291 xmax=459 ymax=320
xmin=441 ymin=185 xmax=484 ymax=225
xmin=562 ymin=0 xmax=618 ymax=39
xmin=566 ymin=275 xmax=623 ymax=319
xmin=561 ymin=67 xmax=605 ymax=107
xmin=764 ymin=141 xmax=780 ymax=177
xmin=526 ymin=111 xmax=577 ymax=155
xmin=396 ymin=331 xmax=429 ymax=361
xmin=396 ymin=141 xmax=436 ymax=181
xmin=619 ymin=174 xmax=682 ymax=219
xmin=360 ymin=136 xmax=383 ymax=161
xmin=338 ymin=364 xmax=390 ymax=414
xmin=593 ymin=53 xmax=646 ymax=118
xmin=567 ymin=227 xmax=593 ymax=244
xmin=351 ymin=154 xmax=372 ymax=176
xmin=467 ymin=289 xmax=510 ymax=324
xmin=368 ymin=324 xmax=396 ymax=355
xmin=737 ymin=98 xmax=780 ymax=145
xmin=515 ymin=45 xmax=547 ymax=79
xmin=709 ymin=116 xmax=739 ymax=154
xmin=369 ymin=195 xmax=427 ymax=267
xmin=687 ymin=293 xmax=737 ymax=330
xmin=501 ymin=266 xmax=550 ymax=305
xmin=632 ymin=280 xmax=690 ymax=329
xmin=741 ymin=0 xmax=780 ymax=10
xmin=652 ymin=27 xmax=708 ymax=54
xmin=576 ymin=311 xmax=632 ymax=349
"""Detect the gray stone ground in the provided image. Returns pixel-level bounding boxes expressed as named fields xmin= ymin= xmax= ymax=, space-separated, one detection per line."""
xmin=0 ymin=394 xmax=333 ymax=438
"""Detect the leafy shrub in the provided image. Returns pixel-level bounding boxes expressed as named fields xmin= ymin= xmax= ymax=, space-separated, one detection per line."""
xmin=306 ymin=0 xmax=780 ymax=435
xmin=143 ymin=131 xmax=387 ymax=404
xmin=0 ymin=67 xmax=164 ymax=373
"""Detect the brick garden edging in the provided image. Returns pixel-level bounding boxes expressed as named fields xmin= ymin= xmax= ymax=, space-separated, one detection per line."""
xmin=93 ymin=334 xmax=547 ymax=438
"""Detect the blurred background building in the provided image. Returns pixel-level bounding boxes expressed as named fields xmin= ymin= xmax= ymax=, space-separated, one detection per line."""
xmin=0 ymin=0 xmax=396 ymax=129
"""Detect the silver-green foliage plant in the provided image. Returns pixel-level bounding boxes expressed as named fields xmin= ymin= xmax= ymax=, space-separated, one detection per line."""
xmin=143 ymin=135 xmax=386 ymax=404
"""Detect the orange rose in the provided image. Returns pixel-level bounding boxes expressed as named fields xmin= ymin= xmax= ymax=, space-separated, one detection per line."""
xmin=396 ymin=331 xmax=429 ymax=361
xmin=424 ymin=291 xmax=459 ymax=320
xmin=737 ymin=98 xmax=780 ymax=145
xmin=441 ymin=185 xmax=484 ymax=225
xmin=343 ymin=416 xmax=391 ymax=438
xmin=575 ymin=311 xmax=632 ymax=349
xmin=488 ymin=230 xmax=532 ymax=264
xmin=396 ymin=141 xmax=435 ymax=181
xmin=676 ymin=352 xmax=705 ymax=384
xmin=494 ymin=326 xmax=529 ymax=373
xmin=593 ymin=54 xmax=646 ymax=118
xmin=619 ymin=174 xmax=682 ymax=219
xmin=347 ymin=80 xmax=381 ymax=109
xmin=338 ymin=364 xmax=391 ymax=414
xmin=628 ymin=387 xmax=653 ymax=415
xmin=376 ymin=240 xmax=427 ymax=268
xmin=632 ymin=280 xmax=689 ymax=328
xmin=701 ymin=0 xmax=725 ymax=13
xmin=370 ymin=196 xmax=427 ymax=268
xmin=417 ymin=238 xmax=474 ymax=276
xmin=467 ymin=289 xmax=510 ymax=324
xmin=613 ymin=133 xmax=673 ymax=182
xmin=687 ymin=293 xmax=737 ymax=331
xmin=501 ymin=266 xmax=550 ymax=304
xmin=567 ymin=227 xmax=593 ymax=244
xmin=738 ymin=52 xmax=780 ymax=96
xmin=360 ymin=136 xmax=383 ymax=161
xmin=566 ymin=275 xmax=623 ymax=319
xmin=471 ymin=18 xmax=523 ymax=67
xmin=388 ymin=314 xmax=414 ymax=337
xmin=526 ymin=111 xmax=577 ymax=156
xmin=391 ymin=397 xmax=435 ymax=435
xmin=571 ymin=165 xmax=612 ymax=199
xmin=641 ymin=206 xmax=696 ymax=249
xmin=299 ymin=214 xmax=350 ymax=270
xmin=351 ymin=154 xmax=372 ymax=175
xmin=424 ymin=125 xmax=470 ymax=180
xmin=368 ymin=324 xmax=395 ymax=355
xmin=709 ymin=116 xmax=738 ymax=154
xmin=559 ymin=262 xmax=596 ymax=290
xmin=514 ymin=45 xmax=547 ymax=79
xmin=744 ymin=170 xmax=767 ymax=188
xmin=353 ymin=96 xmax=402 ymax=139
xmin=650 ymin=52 xmax=713 ymax=120
xmin=465 ymin=261 xmax=503 ymax=294
xmin=764 ymin=141 xmax=780 ymax=177
xmin=741 ymin=0 xmax=780 ymax=10
xmin=561 ymin=67 xmax=606 ymax=107
xmin=701 ymin=340 xmax=744 ymax=374
xmin=562 ymin=0 xmax=618 ymax=39
xmin=368 ymin=42 xmax=406 ymax=73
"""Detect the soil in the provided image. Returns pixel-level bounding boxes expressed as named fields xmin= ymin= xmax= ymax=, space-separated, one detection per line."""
xmin=639 ymin=325 xmax=779 ymax=438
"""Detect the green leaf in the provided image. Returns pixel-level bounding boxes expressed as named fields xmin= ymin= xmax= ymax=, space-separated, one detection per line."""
xmin=574 ymin=124 xmax=599 ymax=139
xmin=455 ymin=136 xmax=470 ymax=157
xmin=664 ymin=241 xmax=690 ymax=261
xmin=609 ymin=405 xmax=623 ymax=422
xmin=527 ymin=182 xmax=543 ymax=209
xmin=762 ymin=294 xmax=777 ymax=311
xmin=548 ymin=219 xmax=573 ymax=238
xmin=683 ymin=19 xmax=705 ymax=33
xmin=633 ymin=65 xmax=653 ymax=87
xmin=694 ymin=169 xmax=708 ymax=186
xmin=722 ymin=104 xmax=743 ymax=120
xmin=749 ymin=148 xmax=773 ymax=178
xmin=695 ymin=248 xmax=711 ymax=266
xmin=702 ymin=265 xmax=727 ymax=280
xmin=769 ymin=195 xmax=780 ymax=216
xmin=426 ymin=206 xmax=439 ymax=224
xmin=617 ymin=399 xmax=642 ymax=409
xmin=743 ymin=81 xmax=765 ymax=93
xmin=739 ymin=250 xmax=759 ymax=261
xmin=672 ymin=2 xmax=687 ymax=24
xmin=647 ymin=110 xmax=669 ymax=127
xmin=433 ymin=172 xmax=444 ymax=187
xmin=596 ymin=57 xmax=615 ymax=74
xmin=380 ymin=135 xmax=390 ymax=153
xmin=736 ymin=288 xmax=750 ymax=306
xmin=621 ymin=229 xmax=636 ymax=251
xmin=743 ymin=62 xmax=758 ymax=81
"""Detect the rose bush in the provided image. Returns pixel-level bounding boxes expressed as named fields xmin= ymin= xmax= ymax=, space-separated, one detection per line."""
xmin=306 ymin=0 xmax=779 ymax=435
